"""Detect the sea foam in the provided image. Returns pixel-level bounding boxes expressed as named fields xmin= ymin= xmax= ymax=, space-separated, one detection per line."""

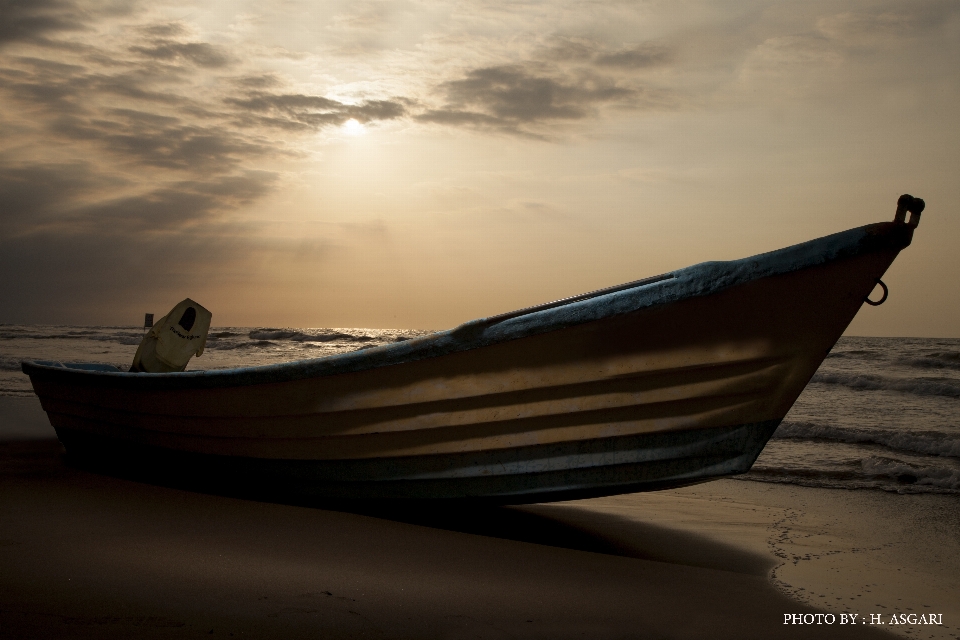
xmin=773 ymin=421 xmax=960 ymax=458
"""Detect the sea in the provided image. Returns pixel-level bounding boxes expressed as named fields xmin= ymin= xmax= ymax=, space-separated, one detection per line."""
xmin=2 ymin=325 xmax=958 ymax=496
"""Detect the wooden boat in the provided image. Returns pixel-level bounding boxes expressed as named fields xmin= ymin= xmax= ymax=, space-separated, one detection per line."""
xmin=22 ymin=196 xmax=925 ymax=503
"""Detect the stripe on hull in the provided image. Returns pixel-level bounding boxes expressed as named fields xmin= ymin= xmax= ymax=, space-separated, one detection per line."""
xmin=40 ymin=355 xmax=790 ymax=436
xmin=40 ymin=357 xmax=791 ymax=460
xmin=55 ymin=420 xmax=781 ymax=502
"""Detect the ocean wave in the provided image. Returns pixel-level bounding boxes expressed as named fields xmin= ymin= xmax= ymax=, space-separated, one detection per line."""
xmin=0 ymin=329 xmax=144 ymax=345
xmin=209 ymin=340 xmax=277 ymax=350
xmin=0 ymin=387 xmax=35 ymax=397
xmin=0 ymin=357 xmax=25 ymax=372
xmin=825 ymin=349 xmax=884 ymax=359
xmin=901 ymin=351 xmax=960 ymax=371
xmin=860 ymin=456 xmax=960 ymax=492
xmin=247 ymin=329 xmax=311 ymax=341
xmin=744 ymin=457 xmax=960 ymax=494
xmin=810 ymin=371 xmax=960 ymax=398
xmin=772 ymin=421 xmax=960 ymax=458
xmin=247 ymin=329 xmax=376 ymax=343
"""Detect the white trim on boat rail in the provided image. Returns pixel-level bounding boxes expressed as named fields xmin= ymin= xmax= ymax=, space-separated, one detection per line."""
xmin=473 ymin=272 xmax=676 ymax=326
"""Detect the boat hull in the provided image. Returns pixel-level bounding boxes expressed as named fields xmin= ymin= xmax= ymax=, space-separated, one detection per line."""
xmin=23 ymin=220 xmax=915 ymax=503
xmin=54 ymin=420 xmax=781 ymax=502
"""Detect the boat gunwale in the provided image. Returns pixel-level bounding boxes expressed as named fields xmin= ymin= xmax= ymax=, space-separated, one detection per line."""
xmin=21 ymin=220 xmax=913 ymax=390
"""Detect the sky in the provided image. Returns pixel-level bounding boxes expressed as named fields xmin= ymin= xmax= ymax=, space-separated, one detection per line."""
xmin=1 ymin=0 xmax=958 ymax=336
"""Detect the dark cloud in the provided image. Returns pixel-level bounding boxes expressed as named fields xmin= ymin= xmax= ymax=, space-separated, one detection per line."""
xmin=226 ymin=91 xmax=407 ymax=130
xmin=0 ymin=162 xmax=121 ymax=234
xmin=129 ymin=40 xmax=234 ymax=68
xmin=0 ymin=56 xmax=192 ymax=119
xmin=443 ymin=66 xmax=623 ymax=120
xmin=228 ymin=92 xmax=343 ymax=113
xmin=0 ymin=1 xmax=685 ymax=325
xmin=540 ymin=38 xmax=597 ymax=63
xmin=9 ymin=55 xmax=85 ymax=75
xmin=137 ymin=22 xmax=189 ymax=38
xmin=0 ymin=168 xmax=307 ymax=325
xmin=538 ymin=37 xmax=672 ymax=70
xmin=0 ymin=54 xmax=274 ymax=172
xmin=415 ymin=109 xmax=508 ymax=128
xmin=0 ymin=12 xmax=284 ymax=318
xmin=417 ymin=65 xmax=633 ymax=135
xmin=0 ymin=159 xmax=276 ymax=237
xmin=61 ymin=171 xmax=277 ymax=233
xmin=63 ymin=189 xmax=237 ymax=233
xmin=810 ymin=1 xmax=960 ymax=55
xmin=91 ymin=71 xmax=197 ymax=104
xmin=0 ymin=160 xmax=282 ymax=324
xmin=0 ymin=0 xmax=88 ymax=45
xmin=44 ymin=111 xmax=270 ymax=171
xmin=234 ymin=73 xmax=282 ymax=89
xmin=181 ymin=171 xmax=277 ymax=202
xmin=0 ymin=11 xmax=285 ymax=316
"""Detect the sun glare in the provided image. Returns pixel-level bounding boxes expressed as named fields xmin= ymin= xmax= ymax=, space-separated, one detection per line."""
xmin=343 ymin=118 xmax=365 ymax=135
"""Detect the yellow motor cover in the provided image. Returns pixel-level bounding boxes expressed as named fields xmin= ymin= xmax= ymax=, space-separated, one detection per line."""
xmin=131 ymin=299 xmax=212 ymax=373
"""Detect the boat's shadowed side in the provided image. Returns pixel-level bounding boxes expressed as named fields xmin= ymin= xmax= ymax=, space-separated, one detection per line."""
xmin=23 ymin=216 xmax=918 ymax=503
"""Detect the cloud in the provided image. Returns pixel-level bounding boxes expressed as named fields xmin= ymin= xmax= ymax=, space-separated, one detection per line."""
xmin=0 ymin=3 xmax=290 ymax=320
xmin=0 ymin=159 xmax=284 ymax=322
xmin=234 ymin=73 xmax=282 ymax=89
xmin=0 ymin=51 xmax=282 ymax=173
xmin=594 ymin=44 xmax=671 ymax=69
xmin=49 ymin=110 xmax=272 ymax=171
xmin=226 ymin=91 xmax=407 ymax=130
xmin=0 ymin=0 xmax=956 ymax=329
xmin=0 ymin=159 xmax=276 ymax=236
xmin=0 ymin=55 xmax=197 ymax=120
xmin=816 ymin=1 xmax=959 ymax=43
xmin=137 ymin=22 xmax=189 ymax=38
xmin=328 ymin=1 xmax=397 ymax=32
xmin=61 ymin=171 xmax=279 ymax=234
xmin=539 ymin=37 xmax=672 ymax=70
xmin=0 ymin=0 xmax=88 ymax=45
xmin=0 ymin=161 xmax=120 ymax=234
xmin=129 ymin=40 xmax=235 ymax=68
xmin=417 ymin=64 xmax=635 ymax=135
xmin=538 ymin=37 xmax=598 ymax=63
xmin=0 ymin=2 xmax=421 ymax=325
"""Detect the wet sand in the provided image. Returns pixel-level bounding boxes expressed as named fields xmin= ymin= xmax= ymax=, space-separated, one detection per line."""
xmin=2 ymin=396 xmax=956 ymax=639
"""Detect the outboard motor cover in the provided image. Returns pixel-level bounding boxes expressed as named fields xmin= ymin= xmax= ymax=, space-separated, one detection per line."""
xmin=131 ymin=299 xmax=212 ymax=373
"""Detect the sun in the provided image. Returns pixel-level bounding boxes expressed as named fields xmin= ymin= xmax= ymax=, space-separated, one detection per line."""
xmin=342 ymin=118 xmax=365 ymax=135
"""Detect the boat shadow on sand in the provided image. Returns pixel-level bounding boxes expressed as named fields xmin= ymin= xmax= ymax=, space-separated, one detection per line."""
xmin=9 ymin=439 xmax=773 ymax=578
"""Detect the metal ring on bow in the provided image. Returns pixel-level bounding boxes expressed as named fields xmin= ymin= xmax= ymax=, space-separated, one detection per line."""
xmin=864 ymin=280 xmax=888 ymax=306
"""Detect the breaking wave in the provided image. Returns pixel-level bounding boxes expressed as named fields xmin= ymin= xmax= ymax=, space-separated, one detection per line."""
xmin=901 ymin=351 xmax=960 ymax=371
xmin=0 ymin=385 xmax=34 ymax=397
xmin=0 ymin=357 xmax=24 ymax=372
xmin=772 ymin=421 xmax=960 ymax=458
xmin=246 ymin=329 xmax=375 ymax=343
xmin=208 ymin=340 xmax=277 ymax=350
xmin=745 ymin=459 xmax=960 ymax=494
xmin=810 ymin=372 xmax=960 ymax=398
xmin=825 ymin=349 xmax=884 ymax=360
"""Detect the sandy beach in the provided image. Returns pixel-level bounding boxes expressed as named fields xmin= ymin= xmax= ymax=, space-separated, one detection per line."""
xmin=2 ymin=395 xmax=957 ymax=639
